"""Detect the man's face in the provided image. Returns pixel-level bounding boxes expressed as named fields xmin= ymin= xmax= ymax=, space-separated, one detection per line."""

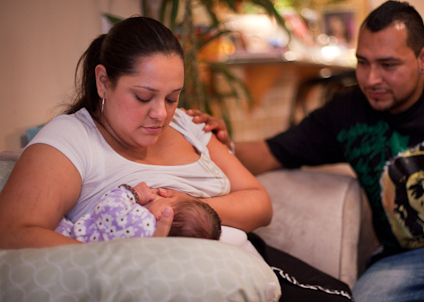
xmin=355 ymin=22 xmax=424 ymax=114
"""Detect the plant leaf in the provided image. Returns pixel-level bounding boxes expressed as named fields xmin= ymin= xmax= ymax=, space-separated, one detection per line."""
xmin=159 ymin=0 xmax=174 ymax=24
xmin=197 ymin=28 xmax=232 ymax=50
xmin=102 ymin=13 xmax=124 ymax=24
xmin=208 ymin=61 xmax=255 ymax=107
xmin=170 ymin=0 xmax=180 ymax=31
xmin=199 ymin=0 xmax=220 ymax=26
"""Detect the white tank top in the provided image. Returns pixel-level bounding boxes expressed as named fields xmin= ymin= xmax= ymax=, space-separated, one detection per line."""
xmin=28 ymin=108 xmax=230 ymax=222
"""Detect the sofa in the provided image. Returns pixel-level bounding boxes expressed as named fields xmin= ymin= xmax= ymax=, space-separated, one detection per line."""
xmin=0 ymin=150 xmax=377 ymax=301
xmin=255 ymin=166 xmax=379 ymax=289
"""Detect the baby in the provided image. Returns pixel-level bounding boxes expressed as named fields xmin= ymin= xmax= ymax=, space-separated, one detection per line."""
xmin=56 ymin=183 xmax=222 ymax=242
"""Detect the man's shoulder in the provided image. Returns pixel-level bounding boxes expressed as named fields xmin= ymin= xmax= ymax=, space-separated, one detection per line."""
xmin=313 ymin=86 xmax=367 ymax=116
xmin=329 ymin=85 xmax=365 ymax=105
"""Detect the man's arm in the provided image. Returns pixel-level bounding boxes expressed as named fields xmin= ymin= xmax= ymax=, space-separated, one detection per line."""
xmin=235 ymin=141 xmax=282 ymax=175
xmin=186 ymin=109 xmax=283 ymax=175
xmin=186 ymin=109 xmax=232 ymax=148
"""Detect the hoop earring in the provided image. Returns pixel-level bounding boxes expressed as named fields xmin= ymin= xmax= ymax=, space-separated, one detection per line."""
xmin=101 ymin=98 xmax=105 ymax=113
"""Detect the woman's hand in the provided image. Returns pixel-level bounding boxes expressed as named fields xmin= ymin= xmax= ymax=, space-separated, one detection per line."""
xmin=152 ymin=206 xmax=174 ymax=237
xmin=133 ymin=183 xmax=175 ymax=237
xmin=144 ymin=188 xmax=196 ymax=220
xmin=185 ymin=109 xmax=231 ymax=149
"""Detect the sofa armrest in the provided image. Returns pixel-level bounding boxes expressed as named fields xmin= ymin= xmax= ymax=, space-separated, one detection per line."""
xmin=0 ymin=149 xmax=22 ymax=162
xmin=254 ymin=169 xmax=362 ymax=289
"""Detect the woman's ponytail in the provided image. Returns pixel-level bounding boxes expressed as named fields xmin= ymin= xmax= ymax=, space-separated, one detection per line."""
xmin=66 ymin=34 xmax=106 ymax=115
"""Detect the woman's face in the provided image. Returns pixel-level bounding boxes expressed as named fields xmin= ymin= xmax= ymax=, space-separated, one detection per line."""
xmin=96 ymin=53 xmax=184 ymax=150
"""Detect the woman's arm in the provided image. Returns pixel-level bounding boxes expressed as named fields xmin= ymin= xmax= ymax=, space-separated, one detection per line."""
xmin=156 ymin=134 xmax=273 ymax=232
xmin=204 ymin=134 xmax=273 ymax=232
xmin=0 ymin=144 xmax=83 ymax=249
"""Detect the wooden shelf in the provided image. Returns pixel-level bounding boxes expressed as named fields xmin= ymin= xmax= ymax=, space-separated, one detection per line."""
xmin=226 ymin=57 xmax=354 ymax=103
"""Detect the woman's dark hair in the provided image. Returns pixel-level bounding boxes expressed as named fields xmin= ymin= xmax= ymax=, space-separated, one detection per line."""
xmin=66 ymin=16 xmax=184 ymax=117
xmin=362 ymin=1 xmax=424 ymax=57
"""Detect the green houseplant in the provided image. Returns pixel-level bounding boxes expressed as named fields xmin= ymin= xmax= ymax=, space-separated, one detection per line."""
xmin=154 ymin=0 xmax=288 ymax=116
xmin=107 ymin=0 xmax=347 ymax=135
xmin=106 ymin=0 xmax=289 ymax=135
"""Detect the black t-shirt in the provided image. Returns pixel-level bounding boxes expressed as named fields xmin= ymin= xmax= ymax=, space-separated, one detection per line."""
xmin=266 ymin=86 xmax=424 ymax=248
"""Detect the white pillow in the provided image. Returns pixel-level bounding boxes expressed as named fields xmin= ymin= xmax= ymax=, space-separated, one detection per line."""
xmin=0 ymin=159 xmax=280 ymax=301
xmin=0 ymin=237 xmax=280 ymax=302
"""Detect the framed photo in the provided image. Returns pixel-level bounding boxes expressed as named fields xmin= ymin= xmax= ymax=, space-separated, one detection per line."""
xmin=323 ymin=11 xmax=355 ymax=47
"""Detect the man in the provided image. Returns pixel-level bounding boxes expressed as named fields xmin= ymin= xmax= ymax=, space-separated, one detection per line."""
xmin=188 ymin=1 xmax=424 ymax=301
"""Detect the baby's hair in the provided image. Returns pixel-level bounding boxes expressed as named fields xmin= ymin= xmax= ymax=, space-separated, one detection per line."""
xmin=168 ymin=199 xmax=222 ymax=240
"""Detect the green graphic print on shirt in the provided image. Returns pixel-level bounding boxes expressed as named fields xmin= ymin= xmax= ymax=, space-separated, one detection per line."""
xmin=337 ymin=121 xmax=410 ymax=248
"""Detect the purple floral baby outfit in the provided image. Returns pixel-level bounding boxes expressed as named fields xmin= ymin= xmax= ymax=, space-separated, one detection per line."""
xmin=56 ymin=186 xmax=157 ymax=242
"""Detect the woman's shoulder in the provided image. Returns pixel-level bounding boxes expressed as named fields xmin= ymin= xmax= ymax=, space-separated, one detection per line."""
xmin=56 ymin=108 xmax=95 ymax=128
xmin=171 ymin=108 xmax=192 ymax=126
xmin=27 ymin=108 xmax=98 ymax=152
xmin=171 ymin=108 xmax=212 ymax=146
xmin=41 ymin=109 xmax=95 ymax=136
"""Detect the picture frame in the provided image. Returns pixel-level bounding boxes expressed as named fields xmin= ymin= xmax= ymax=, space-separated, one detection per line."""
xmin=323 ymin=10 xmax=355 ymax=47
xmin=320 ymin=0 xmax=367 ymax=49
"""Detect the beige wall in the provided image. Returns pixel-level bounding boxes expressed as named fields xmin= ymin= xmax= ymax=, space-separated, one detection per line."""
xmin=369 ymin=0 xmax=424 ymax=14
xmin=1 ymin=0 xmax=424 ymax=151
xmin=0 ymin=0 xmax=140 ymax=151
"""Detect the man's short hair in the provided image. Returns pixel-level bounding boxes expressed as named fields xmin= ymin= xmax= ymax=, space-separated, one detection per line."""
xmin=362 ymin=1 xmax=424 ymax=56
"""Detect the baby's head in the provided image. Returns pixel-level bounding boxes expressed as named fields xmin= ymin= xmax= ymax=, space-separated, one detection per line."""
xmin=168 ymin=199 xmax=222 ymax=240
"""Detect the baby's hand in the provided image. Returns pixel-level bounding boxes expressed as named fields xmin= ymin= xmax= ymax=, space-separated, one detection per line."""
xmin=134 ymin=182 xmax=159 ymax=205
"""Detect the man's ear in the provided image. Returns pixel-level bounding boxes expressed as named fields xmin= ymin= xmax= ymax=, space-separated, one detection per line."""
xmin=419 ymin=47 xmax=424 ymax=73
xmin=95 ymin=64 xmax=109 ymax=97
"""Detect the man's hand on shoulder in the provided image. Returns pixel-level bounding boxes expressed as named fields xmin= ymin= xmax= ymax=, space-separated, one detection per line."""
xmin=186 ymin=109 xmax=231 ymax=149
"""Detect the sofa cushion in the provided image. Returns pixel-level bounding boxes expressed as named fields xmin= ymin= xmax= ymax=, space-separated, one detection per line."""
xmin=0 ymin=161 xmax=15 ymax=192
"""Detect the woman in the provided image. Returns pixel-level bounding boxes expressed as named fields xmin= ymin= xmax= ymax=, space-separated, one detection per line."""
xmin=0 ymin=16 xmax=272 ymax=249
